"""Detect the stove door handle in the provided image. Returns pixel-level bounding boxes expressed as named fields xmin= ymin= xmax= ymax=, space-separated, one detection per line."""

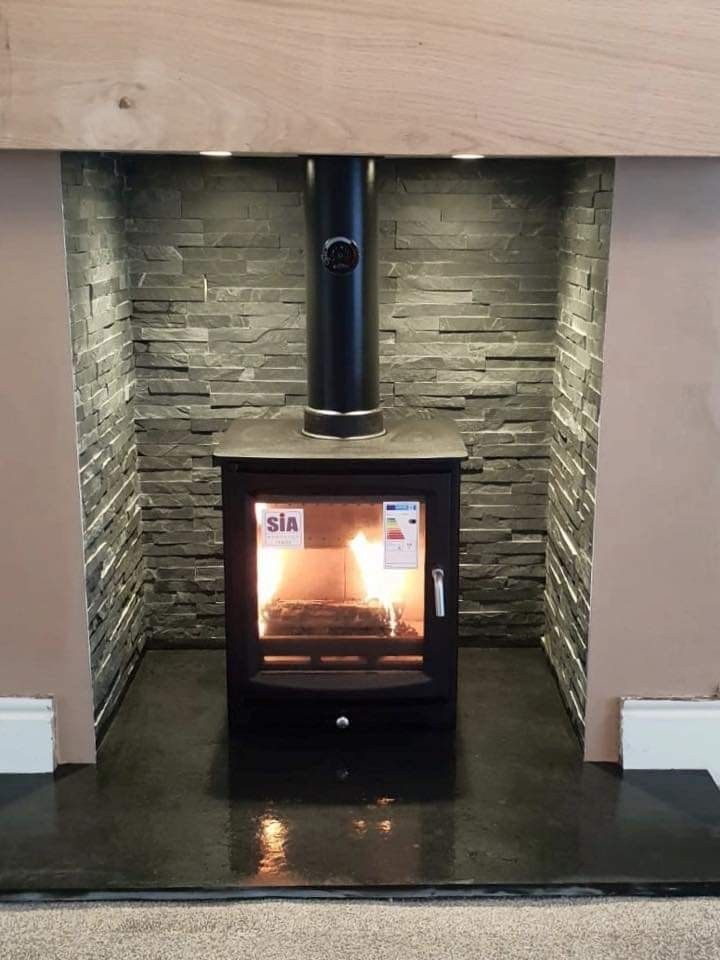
xmin=431 ymin=566 xmax=446 ymax=618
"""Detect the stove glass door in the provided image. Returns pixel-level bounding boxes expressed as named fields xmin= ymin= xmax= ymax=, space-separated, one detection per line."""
xmin=253 ymin=496 xmax=426 ymax=671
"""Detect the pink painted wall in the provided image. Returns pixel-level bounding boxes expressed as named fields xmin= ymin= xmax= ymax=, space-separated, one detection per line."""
xmin=0 ymin=152 xmax=96 ymax=764
xmin=584 ymin=158 xmax=720 ymax=762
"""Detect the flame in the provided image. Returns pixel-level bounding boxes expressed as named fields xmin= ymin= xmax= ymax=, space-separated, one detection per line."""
xmin=255 ymin=503 xmax=284 ymax=636
xmin=349 ymin=532 xmax=407 ymax=636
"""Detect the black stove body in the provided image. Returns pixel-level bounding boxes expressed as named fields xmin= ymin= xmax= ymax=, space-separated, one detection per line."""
xmin=214 ymin=157 xmax=467 ymax=732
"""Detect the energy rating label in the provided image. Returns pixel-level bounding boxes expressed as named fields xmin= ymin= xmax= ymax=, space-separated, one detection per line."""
xmin=383 ymin=501 xmax=420 ymax=569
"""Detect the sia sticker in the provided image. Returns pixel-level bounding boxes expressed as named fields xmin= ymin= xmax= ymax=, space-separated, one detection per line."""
xmin=260 ymin=508 xmax=304 ymax=549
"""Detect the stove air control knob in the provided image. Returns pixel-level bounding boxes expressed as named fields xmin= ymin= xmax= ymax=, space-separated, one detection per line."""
xmin=336 ymin=715 xmax=350 ymax=730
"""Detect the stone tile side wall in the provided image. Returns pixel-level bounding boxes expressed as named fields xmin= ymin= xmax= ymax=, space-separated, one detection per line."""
xmin=127 ymin=157 xmax=562 ymax=648
xmin=543 ymin=159 xmax=614 ymax=735
xmin=62 ymin=154 xmax=145 ymax=727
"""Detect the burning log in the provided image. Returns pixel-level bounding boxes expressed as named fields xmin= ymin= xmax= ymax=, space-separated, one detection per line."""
xmin=262 ymin=600 xmax=418 ymax=638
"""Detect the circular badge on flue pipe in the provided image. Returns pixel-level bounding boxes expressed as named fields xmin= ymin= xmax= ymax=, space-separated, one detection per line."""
xmin=321 ymin=236 xmax=360 ymax=275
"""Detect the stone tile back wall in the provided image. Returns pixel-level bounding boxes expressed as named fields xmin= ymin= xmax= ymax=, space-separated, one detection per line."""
xmin=126 ymin=157 xmax=562 ymax=649
xmin=62 ymin=154 xmax=146 ymax=727
xmin=543 ymin=159 xmax=613 ymax=735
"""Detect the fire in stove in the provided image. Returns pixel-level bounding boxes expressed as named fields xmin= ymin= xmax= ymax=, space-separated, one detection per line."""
xmin=348 ymin=531 xmax=408 ymax=638
xmin=256 ymin=502 xmax=284 ymax=638
xmin=253 ymin=499 xmax=425 ymax=671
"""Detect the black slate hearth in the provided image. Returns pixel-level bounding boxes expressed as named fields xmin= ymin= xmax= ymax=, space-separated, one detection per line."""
xmin=0 ymin=648 xmax=718 ymax=898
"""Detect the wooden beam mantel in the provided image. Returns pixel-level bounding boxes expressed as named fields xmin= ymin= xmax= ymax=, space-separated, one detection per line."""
xmin=1 ymin=1 xmax=720 ymax=155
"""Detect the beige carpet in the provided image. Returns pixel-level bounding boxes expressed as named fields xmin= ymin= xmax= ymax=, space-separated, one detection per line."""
xmin=1 ymin=898 xmax=719 ymax=959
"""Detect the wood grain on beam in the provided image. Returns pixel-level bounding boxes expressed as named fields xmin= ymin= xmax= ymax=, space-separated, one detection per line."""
xmin=1 ymin=1 xmax=720 ymax=155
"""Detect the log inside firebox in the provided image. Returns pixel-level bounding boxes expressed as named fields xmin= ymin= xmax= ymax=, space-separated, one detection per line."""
xmin=262 ymin=600 xmax=419 ymax=638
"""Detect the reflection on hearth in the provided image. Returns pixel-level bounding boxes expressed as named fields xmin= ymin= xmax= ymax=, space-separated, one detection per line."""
xmin=226 ymin=731 xmax=459 ymax=885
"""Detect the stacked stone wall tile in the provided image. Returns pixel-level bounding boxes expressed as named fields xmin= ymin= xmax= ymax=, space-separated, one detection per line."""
xmin=62 ymin=154 xmax=146 ymax=727
xmin=126 ymin=157 xmax=562 ymax=649
xmin=543 ymin=159 xmax=613 ymax=735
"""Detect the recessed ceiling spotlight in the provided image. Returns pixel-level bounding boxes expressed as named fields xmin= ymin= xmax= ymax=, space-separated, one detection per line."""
xmin=199 ymin=150 xmax=232 ymax=158
xmin=452 ymin=153 xmax=485 ymax=160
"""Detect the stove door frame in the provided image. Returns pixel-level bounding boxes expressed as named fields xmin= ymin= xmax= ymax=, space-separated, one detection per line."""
xmin=221 ymin=463 xmax=461 ymax=729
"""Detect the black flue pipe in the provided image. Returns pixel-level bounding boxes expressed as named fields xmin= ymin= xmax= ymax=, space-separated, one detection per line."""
xmin=303 ymin=156 xmax=383 ymax=439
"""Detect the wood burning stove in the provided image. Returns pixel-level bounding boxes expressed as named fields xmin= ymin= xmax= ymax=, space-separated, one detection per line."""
xmin=216 ymin=415 xmax=465 ymax=730
xmin=214 ymin=156 xmax=467 ymax=731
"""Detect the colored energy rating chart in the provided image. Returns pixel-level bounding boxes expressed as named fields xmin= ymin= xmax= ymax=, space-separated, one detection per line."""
xmin=385 ymin=516 xmax=406 ymax=540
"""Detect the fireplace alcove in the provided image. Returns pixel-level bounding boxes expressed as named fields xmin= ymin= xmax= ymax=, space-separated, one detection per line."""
xmin=0 ymin=150 xmax=714 ymax=893
xmin=63 ymin=152 xmax=611 ymax=743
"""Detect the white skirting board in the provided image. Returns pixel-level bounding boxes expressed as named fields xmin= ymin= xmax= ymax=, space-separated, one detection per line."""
xmin=621 ymin=699 xmax=720 ymax=789
xmin=0 ymin=698 xmax=55 ymax=774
